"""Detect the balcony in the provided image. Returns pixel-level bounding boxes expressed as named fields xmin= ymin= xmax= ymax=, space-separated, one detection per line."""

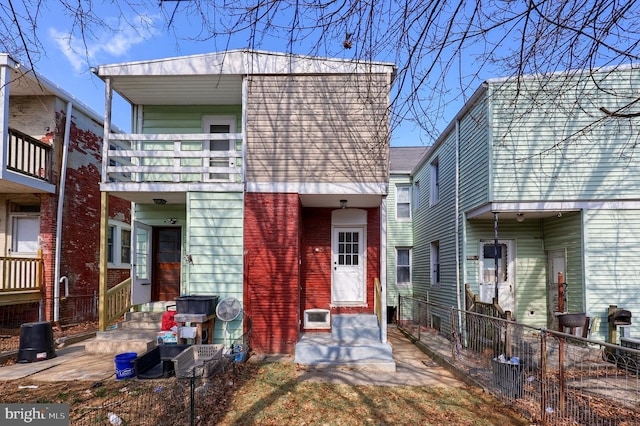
xmin=101 ymin=132 xmax=245 ymax=202
xmin=0 ymin=129 xmax=54 ymax=194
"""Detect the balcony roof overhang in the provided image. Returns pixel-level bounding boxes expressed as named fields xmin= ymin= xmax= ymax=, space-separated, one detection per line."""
xmin=93 ymin=49 xmax=397 ymax=106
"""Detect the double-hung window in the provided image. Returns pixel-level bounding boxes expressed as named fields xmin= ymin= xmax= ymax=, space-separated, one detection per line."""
xmin=396 ymin=185 xmax=411 ymax=220
xmin=430 ymin=158 xmax=439 ymax=206
xmin=108 ymin=221 xmax=132 ymax=268
xmin=430 ymin=241 xmax=440 ymax=287
xmin=396 ymin=248 xmax=411 ymax=288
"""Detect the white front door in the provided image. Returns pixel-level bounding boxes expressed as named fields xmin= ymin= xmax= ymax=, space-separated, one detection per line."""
xmin=132 ymin=221 xmax=152 ymax=305
xmin=479 ymin=240 xmax=515 ymax=314
xmin=332 ymin=227 xmax=366 ymax=305
xmin=203 ymin=116 xmax=236 ymax=182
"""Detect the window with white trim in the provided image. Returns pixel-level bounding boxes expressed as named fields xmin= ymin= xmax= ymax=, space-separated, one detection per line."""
xmin=430 ymin=157 xmax=439 ymax=206
xmin=396 ymin=185 xmax=411 ymax=220
xmin=10 ymin=214 xmax=40 ymax=255
xmin=396 ymin=248 xmax=411 ymax=288
xmin=108 ymin=221 xmax=131 ymax=268
xmin=430 ymin=241 xmax=440 ymax=286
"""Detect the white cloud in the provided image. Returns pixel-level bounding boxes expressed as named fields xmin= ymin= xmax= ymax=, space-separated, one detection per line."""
xmin=49 ymin=14 xmax=158 ymax=72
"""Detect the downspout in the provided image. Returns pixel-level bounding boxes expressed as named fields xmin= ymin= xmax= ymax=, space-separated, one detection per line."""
xmin=54 ymin=100 xmax=73 ymax=322
xmin=455 ymin=120 xmax=461 ymax=316
xmin=380 ymin=196 xmax=388 ymax=344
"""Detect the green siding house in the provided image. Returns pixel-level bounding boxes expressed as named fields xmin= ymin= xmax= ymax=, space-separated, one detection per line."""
xmin=387 ymin=147 xmax=428 ymax=322
xmin=410 ymin=66 xmax=640 ymax=342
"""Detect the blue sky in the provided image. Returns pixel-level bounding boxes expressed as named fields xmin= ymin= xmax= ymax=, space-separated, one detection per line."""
xmin=23 ymin=3 xmax=497 ymax=147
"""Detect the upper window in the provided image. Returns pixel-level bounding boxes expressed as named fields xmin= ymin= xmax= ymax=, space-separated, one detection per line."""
xmin=108 ymin=221 xmax=132 ymax=268
xmin=396 ymin=248 xmax=411 ymax=288
xmin=430 ymin=241 xmax=440 ymax=287
xmin=430 ymin=157 xmax=439 ymax=206
xmin=396 ymin=185 xmax=411 ymax=220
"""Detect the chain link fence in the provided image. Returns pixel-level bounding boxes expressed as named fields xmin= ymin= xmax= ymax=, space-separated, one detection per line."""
xmin=398 ymin=296 xmax=640 ymax=425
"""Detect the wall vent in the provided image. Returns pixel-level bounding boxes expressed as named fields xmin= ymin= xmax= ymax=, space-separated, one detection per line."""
xmin=304 ymin=309 xmax=331 ymax=329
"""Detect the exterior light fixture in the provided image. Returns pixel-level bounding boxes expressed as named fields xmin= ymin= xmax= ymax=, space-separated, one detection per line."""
xmin=516 ymin=213 xmax=525 ymax=223
xmin=153 ymin=198 xmax=167 ymax=205
xmin=340 ymin=199 xmax=348 ymax=209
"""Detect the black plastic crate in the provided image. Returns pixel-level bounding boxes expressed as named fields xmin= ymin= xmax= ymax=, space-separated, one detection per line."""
xmin=135 ymin=344 xmax=190 ymax=379
xmin=175 ymin=295 xmax=219 ymax=315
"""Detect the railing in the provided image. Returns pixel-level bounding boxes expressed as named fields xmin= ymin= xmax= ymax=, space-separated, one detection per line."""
xmin=398 ymin=296 xmax=640 ymax=425
xmin=101 ymin=277 xmax=132 ymax=330
xmin=7 ymin=128 xmax=52 ymax=181
xmin=374 ymin=278 xmax=382 ymax=324
xmin=105 ymin=133 xmax=244 ymax=184
xmin=0 ymin=251 xmax=43 ymax=293
xmin=465 ymin=282 xmax=509 ymax=319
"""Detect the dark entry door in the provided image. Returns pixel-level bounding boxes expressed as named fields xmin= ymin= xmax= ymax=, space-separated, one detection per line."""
xmin=152 ymin=227 xmax=181 ymax=301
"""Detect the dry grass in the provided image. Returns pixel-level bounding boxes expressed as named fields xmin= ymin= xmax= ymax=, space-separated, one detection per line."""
xmin=0 ymin=360 xmax=530 ymax=425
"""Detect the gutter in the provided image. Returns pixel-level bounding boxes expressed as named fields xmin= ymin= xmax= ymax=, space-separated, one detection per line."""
xmin=54 ymin=100 xmax=72 ymax=322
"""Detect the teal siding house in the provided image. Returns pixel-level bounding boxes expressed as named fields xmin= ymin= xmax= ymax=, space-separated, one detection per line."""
xmin=410 ymin=66 xmax=640 ymax=342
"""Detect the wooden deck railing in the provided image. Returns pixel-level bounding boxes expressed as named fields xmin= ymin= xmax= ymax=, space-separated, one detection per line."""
xmin=101 ymin=277 xmax=132 ymax=330
xmin=0 ymin=251 xmax=43 ymax=293
xmin=374 ymin=277 xmax=382 ymax=324
xmin=465 ymin=283 xmax=510 ymax=320
xmin=7 ymin=128 xmax=52 ymax=181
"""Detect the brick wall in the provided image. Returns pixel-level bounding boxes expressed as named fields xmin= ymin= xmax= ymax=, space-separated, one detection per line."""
xmin=37 ymin=110 xmax=131 ymax=322
xmin=300 ymin=207 xmax=381 ymax=319
xmin=244 ymin=193 xmax=301 ymax=354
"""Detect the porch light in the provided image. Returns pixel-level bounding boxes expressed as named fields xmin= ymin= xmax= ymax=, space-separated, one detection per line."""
xmin=340 ymin=199 xmax=348 ymax=209
xmin=153 ymin=198 xmax=167 ymax=205
xmin=516 ymin=213 xmax=525 ymax=223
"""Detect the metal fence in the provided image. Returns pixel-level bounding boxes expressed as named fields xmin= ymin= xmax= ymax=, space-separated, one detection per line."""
xmin=0 ymin=294 xmax=99 ymax=354
xmin=398 ymin=296 xmax=640 ymax=425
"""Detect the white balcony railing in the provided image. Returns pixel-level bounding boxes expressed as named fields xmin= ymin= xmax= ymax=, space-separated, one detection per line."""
xmin=104 ymin=133 xmax=244 ymax=184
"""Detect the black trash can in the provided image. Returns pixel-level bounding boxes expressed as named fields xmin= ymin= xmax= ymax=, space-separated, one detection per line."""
xmin=17 ymin=321 xmax=56 ymax=363
xmin=491 ymin=358 xmax=524 ymax=398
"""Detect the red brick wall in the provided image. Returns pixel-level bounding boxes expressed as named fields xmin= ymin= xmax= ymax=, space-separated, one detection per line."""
xmin=37 ymin=112 xmax=131 ymax=322
xmin=244 ymin=193 xmax=301 ymax=354
xmin=300 ymin=207 xmax=381 ymax=324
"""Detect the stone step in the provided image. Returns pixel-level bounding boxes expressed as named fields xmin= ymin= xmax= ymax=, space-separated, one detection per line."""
xmin=294 ymin=333 xmax=395 ymax=372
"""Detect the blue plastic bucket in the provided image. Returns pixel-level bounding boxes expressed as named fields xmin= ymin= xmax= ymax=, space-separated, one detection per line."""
xmin=114 ymin=352 xmax=137 ymax=380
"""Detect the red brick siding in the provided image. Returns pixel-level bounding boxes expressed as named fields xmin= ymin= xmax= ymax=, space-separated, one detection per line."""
xmin=37 ymin=112 xmax=130 ymax=322
xmin=244 ymin=193 xmax=300 ymax=354
xmin=300 ymin=207 xmax=380 ymax=326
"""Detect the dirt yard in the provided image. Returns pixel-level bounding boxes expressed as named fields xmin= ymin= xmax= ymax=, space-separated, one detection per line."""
xmin=0 ymin=360 xmax=530 ymax=425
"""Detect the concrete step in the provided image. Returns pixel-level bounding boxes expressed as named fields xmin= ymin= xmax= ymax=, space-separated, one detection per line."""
xmin=94 ymin=329 xmax=159 ymax=341
xmin=294 ymin=332 xmax=395 ymax=372
xmin=84 ymin=338 xmax=155 ymax=355
xmin=331 ymin=314 xmax=379 ymax=329
xmin=331 ymin=314 xmax=380 ymax=342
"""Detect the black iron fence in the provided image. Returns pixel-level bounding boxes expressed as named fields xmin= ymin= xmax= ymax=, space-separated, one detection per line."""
xmin=398 ymin=296 xmax=640 ymax=425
